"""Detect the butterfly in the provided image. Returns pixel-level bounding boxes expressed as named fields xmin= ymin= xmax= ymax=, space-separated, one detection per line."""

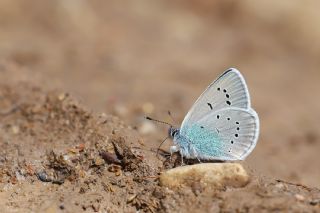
xmin=166 ymin=68 xmax=259 ymax=162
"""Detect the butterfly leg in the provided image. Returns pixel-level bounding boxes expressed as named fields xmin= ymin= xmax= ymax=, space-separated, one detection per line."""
xmin=169 ymin=146 xmax=178 ymax=162
xmin=191 ymin=145 xmax=201 ymax=163
xmin=196 ymin=156 xmax=202 ymax=163
xmin=181 ymin=154 xmax=184 ymax=165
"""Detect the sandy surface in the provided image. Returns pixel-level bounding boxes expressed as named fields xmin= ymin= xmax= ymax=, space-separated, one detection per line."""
xmin=0 ymin=1 xmax=320 ymax=212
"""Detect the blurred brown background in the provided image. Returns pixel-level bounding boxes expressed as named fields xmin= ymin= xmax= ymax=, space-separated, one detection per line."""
xmin=1 ymin=0 xmax=320 ymax=187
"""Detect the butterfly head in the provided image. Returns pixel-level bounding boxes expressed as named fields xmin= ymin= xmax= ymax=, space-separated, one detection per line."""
xmin=168 ymin=127 xmax=179 ymax=138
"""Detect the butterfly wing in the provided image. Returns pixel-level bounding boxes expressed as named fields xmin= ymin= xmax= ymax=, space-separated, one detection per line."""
xmin=180 ymin=68 xmax=251 ymax=135
xmin=183 ymin=107 xmax=259 ymax=160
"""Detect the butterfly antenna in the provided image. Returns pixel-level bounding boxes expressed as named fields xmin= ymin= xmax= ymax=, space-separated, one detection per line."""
xmin=156 ymin=136 xmax=169 ymax=158
xmin=145 ymin=116 xmax=172 ymax=127
xmin=167 ymin=110 xmax=177 ymax=125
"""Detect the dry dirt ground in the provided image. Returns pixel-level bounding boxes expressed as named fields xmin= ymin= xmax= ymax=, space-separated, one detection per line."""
xmin=0 ymin=1 xmax=320 ymax=212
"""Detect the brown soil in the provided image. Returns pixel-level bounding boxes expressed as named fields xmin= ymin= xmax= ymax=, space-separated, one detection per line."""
xmin=0 ymin=1 xmax=320 ymax=212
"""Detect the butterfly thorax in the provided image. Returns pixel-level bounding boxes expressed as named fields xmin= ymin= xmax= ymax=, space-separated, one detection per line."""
xmin=168 ymin=127 xmax=195 ymax=159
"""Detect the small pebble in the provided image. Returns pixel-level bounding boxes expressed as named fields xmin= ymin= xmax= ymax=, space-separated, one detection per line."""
xmin=92 ymin=203 xmax=100 ymax=212
xmin=11 ymin=125 xmax=19 ymax=134
xmin=79 ymin=169 xmax=86 ymax=178
xmin=94 ymin=157 xmax=105 ymax=166
xmin=310 ymin=199 xmax=320 ymax=206
xmin=76 ymin=143 xmax=85 ymax=152
xmin=36 ymin=171 xmax=52 ymax=182
xmin=275 ymin=183 xmax=285 ymax=189
xmin=26 ymin=164 xmax=35 ymax=175
xmin=108 ymin=165 xmax=122 ymax=176
xmin=15 ymin=171 xmax=25 ymax=181
xmin=58 ymin=93 xmax=68 ymax=101
xmin=160 ymin=163 xmax=249 ymax=190
xmin=295 ymin=194 xmax=305 ymax=201
xmin=127 ymin=194 xmax=137 ymax=203
xmin=68 ymin=148 xmax=78 ymax=154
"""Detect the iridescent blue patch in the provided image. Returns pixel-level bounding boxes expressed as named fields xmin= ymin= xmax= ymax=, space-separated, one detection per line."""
xmin=184 ymin=124 xmax=226 ymax=158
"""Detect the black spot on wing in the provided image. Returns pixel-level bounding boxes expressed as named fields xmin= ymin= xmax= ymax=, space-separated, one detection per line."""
xmin=207 ymin=103 xmax=213 ymax=110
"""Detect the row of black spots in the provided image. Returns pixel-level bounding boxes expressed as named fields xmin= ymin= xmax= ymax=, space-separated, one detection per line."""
xmin=217 ymin=115 xmax=233 ymax=122
xmin=236 ymin=121 xmax=240 ymax=131
xmin=231 ymin=118 xmax=237 ymax=145
xmin=217 ymin=116 xmax=232 ymax=121
xmin=223 ymin=89 xmax=230 ymax=100
xmin=217 ymin=88 xmax=231 ymax=97
xmin=217 ymin=87 xmax=232 ymax=106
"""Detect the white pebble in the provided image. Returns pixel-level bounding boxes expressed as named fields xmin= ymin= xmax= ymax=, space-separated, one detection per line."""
xmin=160 ymin=163 xmax=249 ymax=190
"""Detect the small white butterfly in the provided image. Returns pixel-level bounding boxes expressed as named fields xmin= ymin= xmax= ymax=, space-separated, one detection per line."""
xmin=166 ymin=68 xmax=259 ymax=162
